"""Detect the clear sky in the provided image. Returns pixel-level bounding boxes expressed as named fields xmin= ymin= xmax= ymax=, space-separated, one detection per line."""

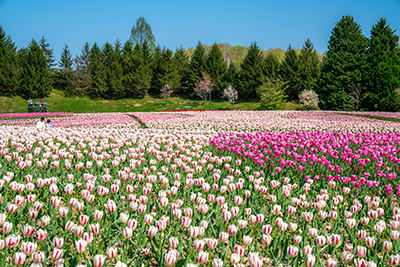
xmin=1 ymin=0 xmax=400 ymax=62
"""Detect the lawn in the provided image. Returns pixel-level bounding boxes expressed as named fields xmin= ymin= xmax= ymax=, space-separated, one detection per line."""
xmin=0 ymin=90 xmax=263 ymax=113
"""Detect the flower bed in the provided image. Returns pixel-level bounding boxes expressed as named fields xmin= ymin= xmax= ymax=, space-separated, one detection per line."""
xmin=0 ymin=111 xmax=399 ymax=266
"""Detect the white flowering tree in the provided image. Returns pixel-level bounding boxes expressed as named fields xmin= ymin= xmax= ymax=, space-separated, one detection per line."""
xmin=194 ymin=73 xmax=212 ymax=105
xmin=299 ymin=89 xmax=320 ymax=109
xmin=160 ymin=84 xmax=173 ymax=105
xmin=223 ymin=85 xmax=238 ymax=107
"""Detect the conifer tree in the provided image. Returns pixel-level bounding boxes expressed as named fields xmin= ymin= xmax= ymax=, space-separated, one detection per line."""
xmin=58 ymin=44 xmax=74 ymax=93
xmin=185 ymin=41 xmax=206 ymax=97
xmin=280 ymin=45 xmax=301 ymax=100
xmin=236 ymin=42 xmax=264 ymax=100
xmin=173 ymin=45 xmax=189 ymax=94
xmin=122 ymin=43 xmax=150 ymax=97
xmin=39 ymin=36 xmax=56 ymax=69
xmin=363 ymin=18 xmax=400 ymax=111
xmin=121 ymin=41 xmax=136 ymax=97
xmin=103 ymin=42 xmax=124 ymax=98
xmin=74 ymin=42 xmax=91 ymax=96
xmin=317 ymin=15 xmax=368 ymax=110
xmin=298 ymin=39 xmax=321 ymax=92
xmin=222 ymin=64 xmax=238 ymax=86
xmin=263 ymin=53 xmax=280 ymax=80
xmin=206 ymin=43 xmax=227 ymax=97
xmin=88 ymin=43 xmax=107 ymax=98
xmin=0 ymin=26 xmax=19 ymax=95
xmin=153 ymin=48 xmax=180 ymax=92
xmin=19 ymin=39 xmax=52 ymax=98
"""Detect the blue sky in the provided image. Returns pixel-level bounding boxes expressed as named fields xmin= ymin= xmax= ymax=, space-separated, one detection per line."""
xmin=1 ymin=0 xmax=400 ymax=62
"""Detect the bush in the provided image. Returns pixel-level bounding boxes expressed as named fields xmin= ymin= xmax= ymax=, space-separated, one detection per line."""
xmin=258 ymin=78 xmax=288 ymax=110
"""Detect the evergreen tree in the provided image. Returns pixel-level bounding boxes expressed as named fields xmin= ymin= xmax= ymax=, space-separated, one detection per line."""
xmin=88 ymin=43 xmax=107 ymax=98
xmin=317 ymin=15 xmax=368 ymax=110
xmin=121 ymin=41 xmax=136 ymax=97
xmin=173 ymin=45 xmax=189 ymax=94
xmin=236 ymin=42 xmax=265 ymax=100
xmin=39 ymin=36 xmax=56 ymax=68
xmin=206 ymin=43 xmax=227 ymax=97
xmin=153 ymin=48 xmax=180 ymax=92
xmin=298 ymin=39 xmax=321 ymax=92
xmin=184 ymin=41 xmax=206 ymax=97
xmin=263 ymin=53 xmax=280 ymax=80
xmin=122 ymin=43 xmax=151 ymax=97
xmin=0 ymin=26 xmax=19 ymax=95
xmin=363 ymin=18 xmax=400 ymax=111
xmin=222 ymin=64 xmax=238 ymax=87
xmin=102 ymin=42 xmax=124 ymax=98
xmin=58 ymin=44 xmax=74 ymax=93
xmin=280 ymin=44 xmax=301 ymax=100
xmin=19 ymin=39 xmax=52 ymax=98
xmin=74 ymin=42 xmax=91 ymax=96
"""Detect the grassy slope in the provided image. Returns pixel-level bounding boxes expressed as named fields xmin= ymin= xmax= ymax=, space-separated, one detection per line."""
xmin=0 ymin=90 xmax=266 ymax=113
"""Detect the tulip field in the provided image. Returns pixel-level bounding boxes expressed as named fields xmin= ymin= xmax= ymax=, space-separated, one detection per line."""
xmin=2 ymin=110 xmax=400 ymax=267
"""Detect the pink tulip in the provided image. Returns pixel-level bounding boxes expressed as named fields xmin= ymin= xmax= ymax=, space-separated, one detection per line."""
xmin=230 ymin=253 xmax=240 ymax=264
xmin=36 ymin=229 xmax=47 ymax=241
xmin=198 ymin=250 xmax=209 ymax=265
xmin=52 ymin=248 xmax=63 ymax=260
xmin=148 ymin=226 xmax=158 ymax=238
xmin=365 ymin=236 xmax=375 ymax=248
xmin=94 ymin=254 xmax=107 ymax=267
xmin=164 ymin=250 xmax=178 ymax=266
xmin=383 ymin=240 xmax=393 ymax=252
xmin=75 ymin=239 xmax=88 ymax=253
xmin=32 ymin=251 xmax=45 ymax=264
xmin=219 ymin=232 xmax=229 ymax=243
xmin=305 ymin=254 xmax=316 ymax=267
xmin=287 ymin=245 xmax=298 ymax=257
xmin=106 ymin=246 xmax=117 ymax=259
xmin=207 ymin=238 xmax=218 ymax=250
xmin=194 ymin=240 xmax=205 ymax=251
xmin=53 ymin=237 xmax=64 ymax=248
xmin=13 ymin=252 xmax=26 ymax=266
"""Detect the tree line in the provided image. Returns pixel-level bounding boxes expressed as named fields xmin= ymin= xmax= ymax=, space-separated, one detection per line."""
xmin=0 ymin=15 xmax=399 ymax=111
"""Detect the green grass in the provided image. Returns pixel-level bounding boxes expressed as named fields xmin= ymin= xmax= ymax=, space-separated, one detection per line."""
xmin=337 ymin=112 xmax=400 ymax=123
xmin=0 ymin=90 xmax=266 ymax=113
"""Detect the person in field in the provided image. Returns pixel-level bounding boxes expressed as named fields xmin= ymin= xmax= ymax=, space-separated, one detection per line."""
xmin=36 ymin=117 xmax=45 ymax=128
xmin=46 ymin=119 xmax=53 ymax=127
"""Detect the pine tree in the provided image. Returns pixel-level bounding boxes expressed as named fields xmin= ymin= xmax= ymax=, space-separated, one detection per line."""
xmin=153 ymin=48 xmax=180 ymax=92
xmin=298 ymin=39 xmax=321 ymax=92
xmin=19 ymin=39 xmax=52 ymax=98
xmin=173 ymin=45 xmax=189 ymax=94
xmin=263 ymin=53 xmax=280 ymax=80
xmin=206 ymin=43 xmax=228 ymax=97
xmin=362 ymin=18 xmax=400 ymax=111
xmin=280 ymin=45 xmax=301 ymax=100
xmin=222 ymin=63 xmax=238 ymax=86
xmin=317 ymin=15 xmax=368 ymax=110
xmin=236 ymin=42 xmax=265 ymax=100
xmin=184 ymin=41 xmax=206 ymax=97
xmin=88 ymin=43 xmax=107 ymax=98
xmin=58 ymin=44 xmax=75 ymax=93
xmin=122 ymin=41 xmax=136 ymax=97
xmin=39 ymin=36 xmax=56 ymax=69
xmin=0 ymin=26 xmax=19 ymax=95
xmin=103 ymin=42 xmax=124 ymax=98
xmin=122 ymin=43 xmax=151 ymax=97
xmin=74 ymin=42 xmax=91 ymax=96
